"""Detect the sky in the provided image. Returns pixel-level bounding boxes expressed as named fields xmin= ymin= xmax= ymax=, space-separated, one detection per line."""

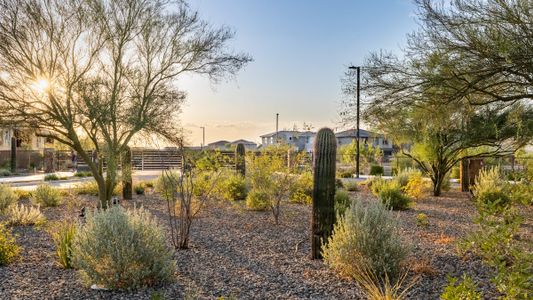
xmin=179 ymin=0 xmax=419 ymax=146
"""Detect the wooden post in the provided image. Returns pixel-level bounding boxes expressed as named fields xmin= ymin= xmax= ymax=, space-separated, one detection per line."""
xmin=10 ymin=137 xmax=16 ymax=173
xmin=122 ymin=146 xmax=133 ymax=200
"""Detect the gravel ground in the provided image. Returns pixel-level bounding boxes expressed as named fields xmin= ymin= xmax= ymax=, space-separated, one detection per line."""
xmin=0 ymin=188 xmax=531 ymax=299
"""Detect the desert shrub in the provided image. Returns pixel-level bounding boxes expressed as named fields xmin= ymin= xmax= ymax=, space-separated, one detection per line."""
xmin=336 ymin=178 xmax=344 ymax=189
xmin=155 ymin=172 xmax=180 ymax=199
xmin=0 ymin=184 xmax=17 ymax=214
xmin=378 ymin=182 xmax=411 ymax=210
xmin=72 ymin=206 xmax=175 ymax=289
xmin=192 ymin=172 xmax=217 ymax=199
xmin=289 ymin=172 xmax=313 ymax=204
xmin=404 ymin=172 xmax=425 ymax=200
xmin=14 ymin=189 xmax=31 ymax=200
xmin=323 ymin=200 xmax=408 ymax=280
xmin=74 ymin=172 xmax=92 ymax=177
xmin=220 ymin=173 xmax=247 ymax=201
xmin=337 ymin=168 xmax=354 ymax=178
xmin=75 ymin=181 xmax=120 ymax=197
xmin=369 ymin=165 xmax=384 ymax=176
xmin=32 ymin=184 xmax=62 ymax=207
xmin=0 ymin=169 xmax=11 ymax=176
xmin=440 ymin=274 xmax=482 ymax=300
xmin=144 ymin=181 xmax=154 ymax=188
xmin=335 ymin=189 xmax=351 ymax=216
xmin=134 ymin=183 xmax=145 ymax=195
xmin=0 ymin=222 xmax=21 ymax=266
xmin=246 ymin=189 xmax=269 ymax=211
xmin=508 ymin=181 xmax=533 ymax=206
xmin=7 ymin=204 xmax=46 ymax=226
xmin=369 ymin=177 xmax=387 ymax=196
xmin=44 ymin=174 xmax=60 ymax=181
xmin=472 ymin=168 xmax=511 ymax=213
xmin=50 ymin=220 xmax=77 ymax=268
xmin=416 ymin=213 xmax=429 ymax=228
xmin=450 ymin=166 xmax=460 ymax=179
xmin=394 ymin=168 xmax=421 ymax=190
xmin=344 ymin=180 xmax=359 ymax=192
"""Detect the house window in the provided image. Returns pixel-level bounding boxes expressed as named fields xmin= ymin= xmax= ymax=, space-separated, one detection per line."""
xmin=383 ymin=139 xmax=389 ymax=145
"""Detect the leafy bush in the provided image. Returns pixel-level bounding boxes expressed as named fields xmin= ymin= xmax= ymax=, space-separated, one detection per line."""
xmin=7 ymin=204 xmax=46 ymax=226
xmin=0 ymin=184 xmax=17 ymax=214
xmin=246 ymin=189 xmax=270 ymax=211
xmin=342 ymin=180 xmax=358 ymax=192
xmin=289 ymin=172 xmax=313 ymax=204
xmin=74 ymin=172 xmax=92 ymax=177
xmin=220 ymin=173 xmax=247 ymax=201
xmin=73 ymin=206 xmax=175 ymax=289
xmin=440 ymin=274 xmax=482 ymax=300
xmin=0 ymin=222 xmax=21 ymax=266
xmin=508 ymin=181 xmax=533 ymax=206
xmin=335 ymin=189 xmax=351 ymax=216
xmin=32 ymin=184 xmax=62 ymax=207
xmin=134 ymin=183 xmax=145 ymax=195
xmin=0 ymin=169 xmax=12 ymax=176
xmin=44 ymin=174 xmax=60 ymax=181
xmin=155 ymin=172 xmax=179 ymax=199
xmin=450 ymin=166 xmax=460 ymax=179
xmin=472 ymin=168 xmax=511 ymax=213
xmin=416 ymin=213 xmax=429 ymax=228
xmin=323 ymin=200 xmax=408 ymax=280
xmin=369 ymin=165 xmax=384 ymax=176
xmin=337 ymin=168 xmax=354 ymax=178
xmin=378 ymin=182 xmax=411 ymax=210
xmin=394 ymin=168 xmax=421 ymax=189
xmin=369 ymin=177 xmax=387 ymax=196
xmin=404 ymin=172 xmax=425 ymax=200
xmin=50 ymin=220 xmax=77 ymax=268
xmin=75 ymin=181 xmax=120 ymax=197
xmin=14 ymin=189 xmax=31 ymax=200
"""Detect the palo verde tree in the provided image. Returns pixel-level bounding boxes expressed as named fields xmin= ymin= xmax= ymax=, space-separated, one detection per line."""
xmin=342 ymin=52 xmax=533 ymax=196
xmin=0 ymin=0 xmax=251 ymax=207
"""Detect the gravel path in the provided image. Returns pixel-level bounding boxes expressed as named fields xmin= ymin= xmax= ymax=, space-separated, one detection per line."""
xmin=1 ymin=188 xmax=530 ymax=299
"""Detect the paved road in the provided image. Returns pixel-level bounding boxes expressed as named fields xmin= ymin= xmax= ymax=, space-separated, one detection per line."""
xmin=1 ymin=170 xmax=162 ymax=191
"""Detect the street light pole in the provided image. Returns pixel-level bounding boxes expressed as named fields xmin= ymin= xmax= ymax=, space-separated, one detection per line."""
xmin=200 ymin=126 xmax=205 ymax=150
xmin=275 ymin=113 xmax=279 ymax=144
xmin=349 ymin=66 xmax=361 ymax=178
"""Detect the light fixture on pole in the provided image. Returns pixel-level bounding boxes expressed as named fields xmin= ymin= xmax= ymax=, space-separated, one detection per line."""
xmin=348 ymin=66 xmax=360 ymax=178
xmin=200 ymin=126 xmax=205 ymax=150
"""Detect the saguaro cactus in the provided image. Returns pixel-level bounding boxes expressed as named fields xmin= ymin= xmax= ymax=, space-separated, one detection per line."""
xmin=235 ymin=143 xmax=246 ymax=176
xmin=311 ymin=127 xmax=337 ymax=259
xmin=122 ymin=146 xmax=132 ymax=200
xmin=10 ymin=137 xmax=16 ymax=173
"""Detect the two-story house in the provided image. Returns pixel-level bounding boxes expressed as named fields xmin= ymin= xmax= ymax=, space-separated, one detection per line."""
xmin=260 ymin=131 xmax=316 ymax=152
xmin=335 ymin=129 xmax=394 ymax=157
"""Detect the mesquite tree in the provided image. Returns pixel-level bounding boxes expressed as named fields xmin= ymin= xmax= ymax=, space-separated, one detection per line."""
xmin=311 ymin=128 xmax=336 ymax=259
xmin=0 ymin=0 xmax=251 ymax=208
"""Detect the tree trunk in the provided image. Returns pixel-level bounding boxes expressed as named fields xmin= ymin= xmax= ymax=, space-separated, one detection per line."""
xmin=432 ymin=172 xmax=444 ymax=196
xmin=122 ymin=146 xmax=132 ymax=200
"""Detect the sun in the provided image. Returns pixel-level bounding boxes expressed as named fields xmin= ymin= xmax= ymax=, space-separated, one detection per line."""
xmin=31 ymin=78 xmax=50 ymax=92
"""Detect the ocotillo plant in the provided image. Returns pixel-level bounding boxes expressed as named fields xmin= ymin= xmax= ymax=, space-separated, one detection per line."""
xmin=235 ymin=143 xmax=246 ymax=176
xmin=311 ymin=127 xmax=337 ymax=259
xmin=122 ymin=146 xmax=132 ymax=200
xmin=10 ymin=137 xmax=16 ymax=173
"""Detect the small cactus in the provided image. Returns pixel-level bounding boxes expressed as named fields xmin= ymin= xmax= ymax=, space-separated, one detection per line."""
xmin=10 ymin=137 xmax=16 ymax=173
xmin=235 ymin=143 xmax=246 ymax=176
xmin=311 ymin=127 xmax=337 ymax=259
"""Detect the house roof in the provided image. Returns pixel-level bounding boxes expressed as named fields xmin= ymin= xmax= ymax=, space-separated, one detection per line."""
xmin=335 ymin=129 xmax=382 ymax=138
xmin=230 ymin=139 xmax=257 ymax=146
xmin=260 ymin=130 xmax=316 ymax=138
xmin=207 ymin=140 xmax=230 ymax=146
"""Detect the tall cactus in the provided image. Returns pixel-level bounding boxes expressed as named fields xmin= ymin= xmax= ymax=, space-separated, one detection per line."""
xmin=122 ymin=146 xmax=132 ymax=200
xmin=235 ymin=143 xmax=246 ymax=176
xmin=10 ymin=136 xmax=16 ymax=173
xmin=311 ymin=128 xmax=337 ymax=259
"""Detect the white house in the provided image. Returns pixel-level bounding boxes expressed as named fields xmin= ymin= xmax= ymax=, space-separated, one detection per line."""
xmin=0 ymin=127 xmax=52 ymax=151
xmin=335 ymin=129 xmax=395 ymax=157
xmin=260 ymin=131 xmax=316 ymax=152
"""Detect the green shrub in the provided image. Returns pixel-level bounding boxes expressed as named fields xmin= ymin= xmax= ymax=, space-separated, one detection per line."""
xmin=472 ymin=168 xmax=511 ymax=213
xmin=289 ymin=172 xmax=313 ymax=204
xmin=14 ymin=189 xmax=31 ymax=201
xmin=0 ymin=222 xmax=21 ymax=266
xmin=323 ymin=200 xmax=408 ymax=280
xmin=246 ymin=189 xmax=270 ymax=211
xmin=50 ymin=220 xmax=77 ymax=268
xmin=155 ymin=172 xmax=179 ymax=199
xmin=0 ymin=184 xmax=17 ymax=214
xmin=343 ymin=180 xmax=359 ymax=192
xmin=335 ymin=189 xmax=351 ymax=216
xmin=44 ymin=174 xmax=60 ymax=181
xmin=394 ymin=168 xmax=421 ymax=190
xmin=32 ymin=184 xmax=62 ymax=207
xmin=378 ymin=182 xmax=411 ymax=210
xmin=0 ymin=169 xmax=11 ymax=176
xmin=74 ymin=172 xmax=93 ymax=177
xmin=369 ymin=176 xmax=387 ymax=196
xmin=75 ymin=181 xmax=120 ymax=197
xmin=440 ymin=274 xmax=482 ymax=300
xmin=7 ymin=204 xmax=46 ymax=226
xmin=369 ymin=165 xmax=384 ymax=176
xmin=220 ymin=173 xmax=247 ymax=201
xmin=73 ymin=206 xmax=175 ymax=289
xmin=509 ymin=181 xmax=533 ymax=206
xmin=404 ymin=172 xmax=425 ymax=200
xmin=134 ymin=183 xmax=145 ymax=195
xmin=144 ymin=181 xmax=154 ymax=188
xmin=450 ymin=166 xmax=460 ymax=179
xmin=337 ymin=168 xmax=354 ymax=178
xmin=416 ymin=213 xmax=429 ymax=228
